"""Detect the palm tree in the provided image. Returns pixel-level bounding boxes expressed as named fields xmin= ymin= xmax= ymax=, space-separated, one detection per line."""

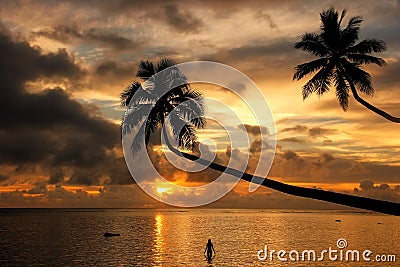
xmin=121 ymin=58 xmax=400 ymax=216
xmin=293 ymin=7 xmax=400 ymax=123
xmin=121 ymin=58 xmax=206 ymax=152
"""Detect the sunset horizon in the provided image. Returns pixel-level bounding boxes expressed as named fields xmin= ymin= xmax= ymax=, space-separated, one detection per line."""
xmin=1 ymin=1 xmax=399 ymax=210
xmin=1 ymin=1 xmax=399 ymax=266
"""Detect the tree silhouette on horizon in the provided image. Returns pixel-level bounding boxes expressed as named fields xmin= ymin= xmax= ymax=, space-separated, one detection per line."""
xmin=293 ymin=7 xmax=400 ymax=123
xmin=121 ymin=58 xmax=400 ymax=216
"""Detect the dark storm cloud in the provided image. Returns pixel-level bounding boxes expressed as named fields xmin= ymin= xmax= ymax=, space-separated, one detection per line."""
xmin=278 ymin=137 xmax=307 ymax=144
xmin=238 ymin=124 xmax=269 ymax=136
xmin=281 ymin=124 xmax=308 ymax=133
xmin=249 ymin=139 xmax=262 ymax=154
xmin=33 ymin=25 xmax=141 ymax=51
xmin=321 ymin=153 xmax=335 ymax=162
xmin=228 ymin=38 xmax=294 ymax=60
xmin=0 ymin=30 xmax=131 ymax=185
xmin=268 ymin=148 xmax=400 ymax=184
xmin=80 ymin=1 xmax=203 ymax=33
xmin=198 ymin=37 xmax=310 ymax=81
xmin=354 ymin=180 xmax=400 ymax=202
xmin=0 ymin=184 xmax=162 ymax=208
xmin=162 ymin=4 xmax=203 ymax=33
xmin=308 ymin=127 xmax=336 ymax=138
xmin=96 ymin=60 xmax=135 ymax=77
xmin=280 ymin=124 xmax=336 ymax=138
xmin=0 ymin=36 xmax=83 ymax=91
xmin=282 ymin=150 xmax=302 ymax=161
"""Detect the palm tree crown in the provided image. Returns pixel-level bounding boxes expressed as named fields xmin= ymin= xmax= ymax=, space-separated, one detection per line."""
xmin=293 ymin=7 xmax=399 ymax=121
xmin=121 ymin=58 xmax=206 ymax=152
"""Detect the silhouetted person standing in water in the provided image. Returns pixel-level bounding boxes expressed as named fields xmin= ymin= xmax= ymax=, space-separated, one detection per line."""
xmin=204 ymin=239 xmax=216 ymax=260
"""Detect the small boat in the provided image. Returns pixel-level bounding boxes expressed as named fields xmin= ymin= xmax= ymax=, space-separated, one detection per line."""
xmin=335 ymin=219 xmax=341 ymax=222
xmin=103 ymin=232 xmax=120 ymax=237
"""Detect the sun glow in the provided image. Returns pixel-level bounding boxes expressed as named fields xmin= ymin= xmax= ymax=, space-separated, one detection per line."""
xmin=156 ymin=187 xmax=171 ymax=194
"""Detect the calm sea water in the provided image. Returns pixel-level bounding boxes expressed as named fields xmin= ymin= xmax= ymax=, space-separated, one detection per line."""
xmin=0 ymin=209 xmax=398 ymax=266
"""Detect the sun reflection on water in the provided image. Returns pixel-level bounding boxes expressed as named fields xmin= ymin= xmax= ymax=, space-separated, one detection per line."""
xmin=153 ymin=213 xmax=165 ymax=265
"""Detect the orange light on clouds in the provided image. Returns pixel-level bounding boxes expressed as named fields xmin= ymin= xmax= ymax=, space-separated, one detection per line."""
xmin=157 ymin=187 xmax=171 ymax=194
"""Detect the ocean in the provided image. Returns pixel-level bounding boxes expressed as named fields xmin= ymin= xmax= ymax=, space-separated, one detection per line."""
xmin=0 ymin=209 xmax=398 ymax=266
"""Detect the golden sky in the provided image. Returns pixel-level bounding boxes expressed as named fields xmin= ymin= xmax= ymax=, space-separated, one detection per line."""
xmin=0 ymin=0 xmax=399 ymax=208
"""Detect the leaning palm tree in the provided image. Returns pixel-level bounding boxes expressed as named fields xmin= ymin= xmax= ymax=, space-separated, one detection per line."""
xmin=122 ymin=58 xmax=400 ymax=216
xmin=293 ymin=7 xmax=400 ymax=123
xmin=121 ymin=58 xmax=206 ymax=153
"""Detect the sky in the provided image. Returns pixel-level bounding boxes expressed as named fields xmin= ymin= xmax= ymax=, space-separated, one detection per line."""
xmin=0 ymin=0 xmax=399 ymax=208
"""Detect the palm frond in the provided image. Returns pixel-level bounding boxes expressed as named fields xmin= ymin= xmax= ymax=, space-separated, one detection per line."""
xmin=294 ymin=33 xmax=328 ymax=57
xmin=122 ymin=104 xmax=152 ymax=135
xmin=156 ymin=58 xmax=177 ymax=72
xmin=168 ymin=112 xmax=197 ymax=150
xmin=170 ymin=90 xmax=205 ymax=123
xmin=302 ymin=64 xmax=334 ymax=99
xmin=341 ymin=59 xmax=374 ymax=95
xmin=144 ymin=109 xmax=162 ymax=147
xmin=334 ymin=71 xmax=350 ymax=110
xmin=136 ymin=60 xmax=155 ymax=80
xmin=346 ymin=54 xmax=386 ymax=66
xmin=347 ymin=39 xmax=387 ymax=54
xmin=190 ymin=117 xmax=206 ymax=129
xmin=340 ymin=15 xmax=363 ymax=48
xmin=173 ymin=102 xmax=205 ymax=126
xmin=130 ymin=119 xmax=146 ymax=153
xmin=293 ymin=58 xmax=328 ymax=80
xmin=122 ymin=57 xmax=205 ymax=153
xmin=170 ymin=89 xmax=204 ymax=107
xmin=338 ymin=9 xmax=347 ymax=26
xmin=320 ymin=7 xmax=341 ymax=49
xmin=120 ymin=81 xmax=142 ymax=107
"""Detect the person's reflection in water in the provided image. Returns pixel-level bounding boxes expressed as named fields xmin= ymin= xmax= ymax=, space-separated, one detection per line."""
xmin=204 ymin=239 xmax=216 ymax=262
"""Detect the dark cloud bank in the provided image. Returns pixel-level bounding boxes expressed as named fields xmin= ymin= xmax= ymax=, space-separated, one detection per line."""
xmin=0 ymin=30 xmax=131 ymax=186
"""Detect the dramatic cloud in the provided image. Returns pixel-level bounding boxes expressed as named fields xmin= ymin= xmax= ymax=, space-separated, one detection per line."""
xmin=280 ymin=125 xmax=308 ymax=133
xmin=33 ymin=25 xmax=141 ymax=51
xmin=268 ymin=149 xmax=400 ymax=184
xmin=0 ymin=30 xmax=131 ymax=186
xmin=308 ymin=127 xmax=336 ymax=138
xmin=95 ymin=60 xmax=136 ymax=79
xmin=0 ymin=185 xmax=160 ymax=208
xmin=161 ymin=4 xmax=203 ymax=33
xmin=0 ymin=0 xmax=399 ymax=209
xmin=255 ymin=11 xmax=279 ymax=30
xmin=238 ymin=124 xmax=269 ymax=136
xmin=279 ymin=124 xmax=336 ymax=144
xmin=278 ymin=137 xmax=307 ymax=144
xmin=354 ymin=180 xmax=400 ymax=202
xmin=0 ymin=36 xmax=83 ymax=90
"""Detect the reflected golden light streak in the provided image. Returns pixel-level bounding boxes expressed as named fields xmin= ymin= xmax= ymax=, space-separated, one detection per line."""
xmin=153 ymin=213 xmax=165 ymax=265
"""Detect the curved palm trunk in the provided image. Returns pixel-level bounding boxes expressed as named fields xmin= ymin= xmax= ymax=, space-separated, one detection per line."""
xmin=349 ymin=85 xmax=400 ymax=123
xmin=162 ymin=127 xmax=400 ymax=216
xmin=337 ymin=66 xmax=400 ymax=123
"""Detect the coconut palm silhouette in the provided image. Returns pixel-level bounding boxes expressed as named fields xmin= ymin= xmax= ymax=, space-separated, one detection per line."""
xmin=293 ymin=7 xmax=400 ymax=122
xmin=121 ymin=58 xmax=206 ymax=153
xmin=121 ymin=58 xmax=399 ymax=216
